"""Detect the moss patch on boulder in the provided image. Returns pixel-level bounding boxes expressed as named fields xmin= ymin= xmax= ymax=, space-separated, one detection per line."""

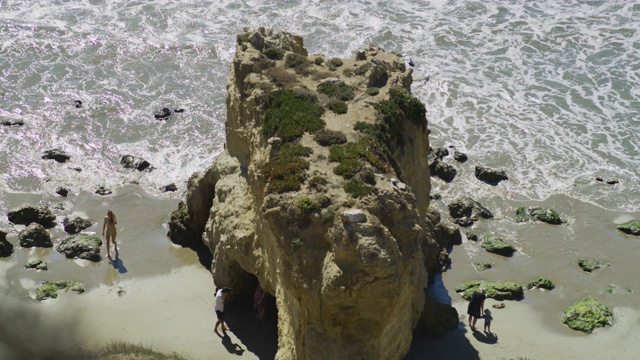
xmin=480 ymin=233 xmax=516 ymax=257
xmin=475 ymin=263 xmax=492 ymax=271
xmin=562 ymin=297 xmax=612 ymax=333
xmin=264 ymin=144 xmax=312 ymax=194
xmin=527 ymin=277 xmax=555 ymax=290
xmin=329 ymin=136 xmax=390 ymax=179
xmin=56 ymin=234 xmax=102 ymax=261
xmin=578 ymin=258 xmax=609 ymax=273
xmin=617 ymin=220 xmax=640 ymax=236
xmin=24 ymin=259 xmax=48 ymax=270
xmin=36 ymin=280 xmax=85 ymax=300
xmin=516 ymin=206 xmax=562 ymax=224
xmin=455 ymin=281 xmax=524 ymax=301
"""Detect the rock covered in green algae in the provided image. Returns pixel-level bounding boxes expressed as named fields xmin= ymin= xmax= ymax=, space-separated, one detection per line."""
xmin=475 ymin=262 xmax=492 ymax=271
xmin=36 ymin=281 xmax=85 ymax=300
xmin=455 ymin=281 xmax=523 ymax=301
xmin=480 ymin=233 xmax=516 ymax=256
xmin=578 ymin=258 xmax=609 ymax=273
xmin=617 ymin=220 xmax=640 ymax=236
xmin=516 ymin=207 xmax=562 ymax=224
xmin=56 ymin=234 xmax=102 ymax=261
xmin=24 ymin=259 xmax=48 ymax=270
xmin=527 ymin=277 xmax=555 ymax=290
xmin=563 ymin=297 xmax=612 ymax=333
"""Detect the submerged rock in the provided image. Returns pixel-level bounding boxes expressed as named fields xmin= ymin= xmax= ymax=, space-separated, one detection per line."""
xmin=56 ymin=186 xmax=70 ymax=197
xmin=563 ymin=297 xmax=612 ymax=333
xmin=95 ymin=186 xmax=112 ymax=195
xmin=475 ymin=262 xmax=492 ymax=271
xmin=63 ymin=216 xmax=93 ymax=234
xmin=475 ymin=166 xmax=508 ymax=185
xmin=429 ymin=158 xmax=457 ymax=183
xmin=36 ymin=280 xmax=85 ymax=301
xmin=120 ymin=155 xmax=152 ymax=171
xmin=42 ymin=149 xmax=71 ymax=163
xmin=154 ymin=107 xmax=172 ymax=119
xmin=56 ymin=234 xmax=102 ymax=262
xmin=480 ymin=233 xmax=516 ymax=256
xmin=617 ymin=220 xmax=640 ymax=236
xmin=455 ymin=281 xmax=524 ymax=301
xmin=578 ymin=258 xmax=609 ymax=273
xmin=161 ymin=183 xmax=178 ymax=192
xmin=453 ymin=151 xmax=467 ymax=162
xmin=25 ymin=259 xmax=48 ymax=270
xmin=516 ymin=206 xmax=562 ymax=224
xmin=18 ymin=223 xmax=53 ymax=248
xmin=527 ymin=277 xmax=555 ymax=290
xmin=0 ymin=231 xmax=13 ymax=258
xmin=1 ymin=119 xmax=24 ymax=126
xmin=7 ymin=204 xmax=56 ymax=227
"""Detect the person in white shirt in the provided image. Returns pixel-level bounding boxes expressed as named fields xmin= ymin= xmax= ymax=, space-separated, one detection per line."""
xmin=214 ymin=287 xmax=233 ymax=334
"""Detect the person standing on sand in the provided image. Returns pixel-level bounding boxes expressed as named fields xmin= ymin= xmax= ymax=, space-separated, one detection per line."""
xmin=102 ymin=210 xmax=118 ymax=258
xmin=483 ymin=309 xmax=493 ymax=334
xmin=215 ymin=287 xmax=233 ymax=334
xmin=467 ymin=288 xmax=486 ymax=331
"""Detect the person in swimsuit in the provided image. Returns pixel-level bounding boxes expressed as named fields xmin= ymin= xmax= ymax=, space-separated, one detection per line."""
xmin=102 ymin=210 xmax=118 ymax=258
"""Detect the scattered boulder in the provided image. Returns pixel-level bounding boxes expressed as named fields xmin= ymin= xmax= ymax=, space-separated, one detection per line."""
xmin=480 ymin=232 xmax=516 ymax=257
xmin=120 ymin=155 xmax=152 ymax=171
xmin=421 ymin=296 xmax=459 ymax=338
xmin=455 ymin=281 xmax=524 ymax=301
xmin=448 ymin=197 xmax=493 ymax=227
xmin=453 ymin=151 xmax=467 ymax=162
xmin=429 ymin=158 xmax=457 ymax=183
xmin=466 ymin=232 xmax=478 ymax=242
xmin=63 ymin=217 xmax=93 ymax=234
xmin=475 ymin=166 xmax=508 ymax=185
xmin=562 ymin=297 xmax=612 ymax=333
xmin=0 ymin=231 xmax=13 ymax=258
xmin=154 ymin=107 xmax=172 ymax=119
xmin=25 ymin=259 xmax=48 ymax=270
xmin=161 ymin=183 xmax=178 ymax=192
xmin=18 ymin=223 xmax=53 ymax=248
xmin=8 ymin=204 xmax=56 ymax=227
xmin=173 ymin=108 xmax=185 ymax=113
xmin=617 ymin=220 xmax=640 ymax=236
xmin=596 ymin=177 xmax=619 ymax=185
xmin=74 ymin=100 xmax=83 ymax=108
xmin=95 ymin=186 xmax=112 ymax=196
xmin=36 ymin=281 xmax=85 ymax=301
xmin=475 ymin=262 xmax=492 ymax=271
xmin=42 ymin=149 xmax=71 ymax=163
xmin=56 ymin=234 xmax=102 ymax=262
xmin=578 ymin=258 xmax=609 ymax=273
xmin=527 ymin=277 xmax=555 ymax=290
xmin=56 ymin=187 xmax=70 ymax=197
xmin=516 ymin=207 xmax=562 ymax=224
xmin=1 ymin=120 xmax=24 ymax=126
xmin=167 ymin=201 xmax=199 ymax=247
xmin=433 ymin=147 xmax=449 ymax=159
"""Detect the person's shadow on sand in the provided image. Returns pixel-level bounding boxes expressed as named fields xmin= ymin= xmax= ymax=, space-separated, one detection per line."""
xmin=220 ymin=332 xmax=244 ymax=355
xmin=109 ymin=255 xmax=127 ymax=274
xmin=472 ymin=330 xmax=498 ymax=344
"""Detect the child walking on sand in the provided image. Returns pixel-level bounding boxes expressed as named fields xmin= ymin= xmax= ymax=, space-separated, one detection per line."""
xmin=483 ymin=309 xmax=493 ymax=334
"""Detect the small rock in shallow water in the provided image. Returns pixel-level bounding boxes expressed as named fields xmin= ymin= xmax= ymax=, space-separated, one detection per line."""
xmin=75 ymin=100 xmax=83 ymax=108
xmin=154 ymin=107 xmax=172 ymax=119
xmin=161 ymin=183 xmax=178 ymax=192
xmin=95 ymin=186 xmax=112 ymax=196
xmin=173 ymin=108 xmax=185 ymax=113
xmin=56 ymin=187 xmax=70 ymax=197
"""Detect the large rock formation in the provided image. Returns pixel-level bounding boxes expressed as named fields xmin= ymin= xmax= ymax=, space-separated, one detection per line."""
xmin=168 ymin=28 xmax=444 ymax=360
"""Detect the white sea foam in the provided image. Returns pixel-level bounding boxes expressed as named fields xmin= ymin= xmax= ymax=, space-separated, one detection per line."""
xmin=0 ymin=0 xmax=638 ymax=212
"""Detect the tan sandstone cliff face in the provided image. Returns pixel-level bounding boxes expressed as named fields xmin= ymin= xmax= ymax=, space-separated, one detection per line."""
xmin=173 ymin=28 xmax=441 ymax=360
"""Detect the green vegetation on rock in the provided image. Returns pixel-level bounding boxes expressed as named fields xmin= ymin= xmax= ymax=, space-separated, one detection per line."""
xmin=72 ymin=341 xmax=189 ymax=360
xmin=365 ymin=87 xmax=380 ymax=96
xmin=264 ymin=46 xmax=284 ymax=60
xmin=317 ymin=81 xmax=355 ymax=101
xmin=527 ymin=277 xmax=555 ymax=290
xmin=285 ymin=53 xmax=311 ymax=74
xmin=264 ymin=144 xmax=312 ymax=194
xmin=297 ymin=196 xmax=318 ymax=213
xmin=480 ymin=233 xmax=516 ymax=256
xmin=291 ymin=237 xmax=304 ymax=252
xmin=314 ymin=129 xmax=347 ymax=146
xmin=373 ymin=88 xmax=426 ymax=148
xmin=36 ymin=281 xmax=85 ymax=301
xmin=475 ymin=262 xmax=492 ymax=271
xmin=578 ymin=258 xmax=609 ymax=273
xmin=344 ymin=179 xmax=375 ymax=198
xmin=562 ymin=297 xmax=612 ymax=333
xmin=329 ymin=136 xmax=389 ymax=179
xmin=263 ymin=89 xmax=325 ymax=143
xmin=517 ymin=207 xmax=562 ymax=224
xmin=327 ymin=100 xmax=348 ymax=114
xmin=617 ymin=220 xmax=640 ymax=236
xmin=308 ymin=176 xmax=328 ymax=190
xmin=24 ymin=259 xmax=47 ymax=270
xmin=455 ymin=281 xmax=524 ymax=301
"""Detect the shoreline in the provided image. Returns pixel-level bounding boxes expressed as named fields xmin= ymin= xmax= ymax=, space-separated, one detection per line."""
xmin=1 ymin=186 xmax=639 ymax=359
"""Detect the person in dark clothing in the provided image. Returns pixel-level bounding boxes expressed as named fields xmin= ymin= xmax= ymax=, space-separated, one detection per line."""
xmin=467 ymin=288 xmax=486 ymax=331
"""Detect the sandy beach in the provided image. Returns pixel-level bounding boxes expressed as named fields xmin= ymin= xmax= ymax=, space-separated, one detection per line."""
xmin=2 ymin=185 xmax=639 ymax=360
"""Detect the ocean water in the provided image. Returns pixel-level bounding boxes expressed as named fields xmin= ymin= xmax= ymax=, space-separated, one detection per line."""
xmin=1 ymin=0 xmax=639 ymax=214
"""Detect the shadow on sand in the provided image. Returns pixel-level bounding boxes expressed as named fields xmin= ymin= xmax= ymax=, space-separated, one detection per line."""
xmin=223 ymin=286 xmax=278 ymax=359
xmin=108 ymin=255 xmax=127 ymax=274
xmin=472 ymin=330 xmax=498 ymax=344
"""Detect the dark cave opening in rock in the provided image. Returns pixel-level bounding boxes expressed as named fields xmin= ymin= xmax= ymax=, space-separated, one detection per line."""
xmin=224 ymin=273 xmax=278 ymax=359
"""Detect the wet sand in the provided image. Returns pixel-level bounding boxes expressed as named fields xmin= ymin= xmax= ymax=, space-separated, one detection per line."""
xmin=2 ymin=186 xmax=639 ymax=359
xmin=0 ymin=186 xmax=276 ymax=360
